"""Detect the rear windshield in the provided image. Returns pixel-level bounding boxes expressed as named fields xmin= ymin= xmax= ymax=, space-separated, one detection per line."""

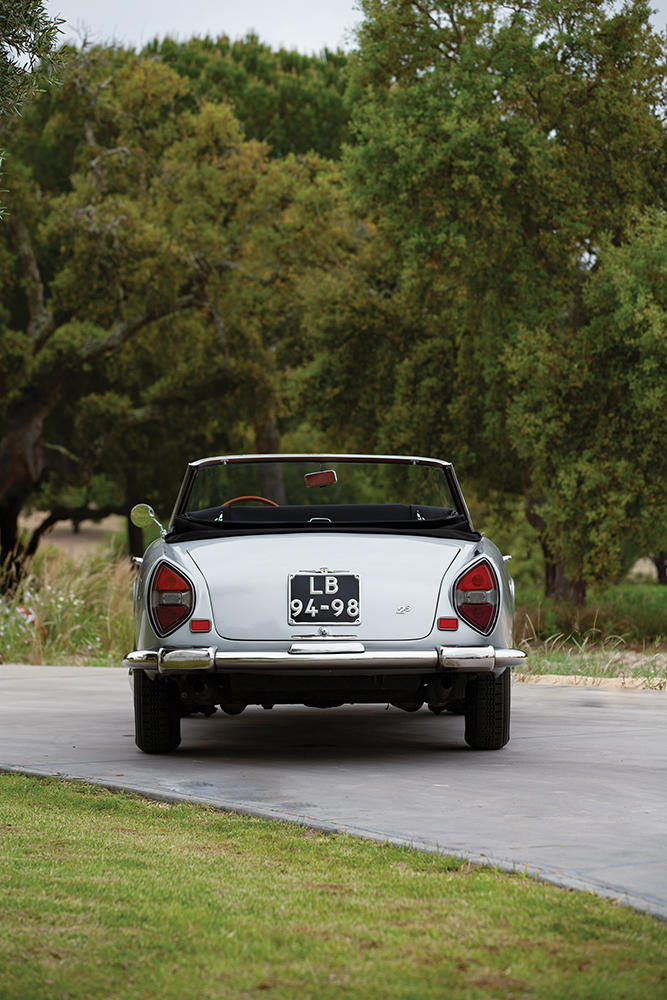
xmin=184 ymin=458 xmax=459 ymax=522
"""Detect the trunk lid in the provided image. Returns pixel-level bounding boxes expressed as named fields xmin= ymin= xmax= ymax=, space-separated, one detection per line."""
xmin=186 ymin=532 xmax=467 ymax=641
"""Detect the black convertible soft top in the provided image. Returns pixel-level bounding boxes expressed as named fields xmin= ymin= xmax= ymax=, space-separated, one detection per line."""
xmin=167 ymin=503 xmax=481 ymax=543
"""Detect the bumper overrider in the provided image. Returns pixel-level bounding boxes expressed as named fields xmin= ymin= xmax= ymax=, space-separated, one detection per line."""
xmin=124 ymin=642 xmax=526 ymax=674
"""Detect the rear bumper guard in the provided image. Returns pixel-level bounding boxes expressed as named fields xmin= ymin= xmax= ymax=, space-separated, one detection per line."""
xmin=124 ymin=644 xmax=526 ymax=674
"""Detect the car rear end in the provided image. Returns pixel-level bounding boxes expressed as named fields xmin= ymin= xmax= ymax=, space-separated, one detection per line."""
xmin=126 ymin=455 xmax=525 ymax=753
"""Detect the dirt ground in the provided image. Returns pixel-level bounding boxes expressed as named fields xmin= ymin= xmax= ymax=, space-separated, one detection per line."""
xmin=19 ymin=512 xmax=126 ymax=561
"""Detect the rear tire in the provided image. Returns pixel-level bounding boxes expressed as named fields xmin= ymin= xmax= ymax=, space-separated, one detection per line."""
xmin=464 ymin=669 xmax=510 ymax=750
xmin=134 ymin=670 xmax=181 ymax=753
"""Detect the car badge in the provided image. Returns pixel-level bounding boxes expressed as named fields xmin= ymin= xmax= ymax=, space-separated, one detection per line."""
xmin=396 ymin=605 xmax=412 ymax=614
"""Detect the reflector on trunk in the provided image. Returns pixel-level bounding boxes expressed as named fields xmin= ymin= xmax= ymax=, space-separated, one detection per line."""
xmin=438 ymin=617 xmax=459 ymax=630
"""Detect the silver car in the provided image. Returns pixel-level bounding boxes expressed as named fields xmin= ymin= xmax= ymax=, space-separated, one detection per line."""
xmin=125 ymin=454 xmax=525 ymax=753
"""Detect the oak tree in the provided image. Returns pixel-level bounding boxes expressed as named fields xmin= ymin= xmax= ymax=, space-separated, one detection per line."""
xmin=341 ymin=0 xmax=666 ymax=598
xmin=0 ymin=45 xmax=354 ymax=572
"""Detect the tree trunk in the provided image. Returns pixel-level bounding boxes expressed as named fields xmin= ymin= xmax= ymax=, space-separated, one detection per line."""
xmin=0 ymin=396 xmax=56 ymax=501
xmin=541 ymin=539 xmax=587 ymax=604
xmin=128 ymin=514 xmax=145 ymax=559
xmin=525 ymin=496 xmax=587 ymax=604
xmin=0 ymin=495 xmax=25 ymax=590
xmin=254 ymin=417 xmax=287 ymax=504
xmin=652 ymin=551 xmax=666 ymax=585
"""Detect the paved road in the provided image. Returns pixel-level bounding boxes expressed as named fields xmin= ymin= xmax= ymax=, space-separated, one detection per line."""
xmin=1 ymin=665 xmax=665 ymax=918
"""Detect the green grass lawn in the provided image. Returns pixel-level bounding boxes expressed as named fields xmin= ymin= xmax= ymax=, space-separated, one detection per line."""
xmin=1 ymin=773 xmax=665 ymax=1000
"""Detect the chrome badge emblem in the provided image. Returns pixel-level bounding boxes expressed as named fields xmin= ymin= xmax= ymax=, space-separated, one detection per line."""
xmin=396 ymin=605 xmax=412 ymax=614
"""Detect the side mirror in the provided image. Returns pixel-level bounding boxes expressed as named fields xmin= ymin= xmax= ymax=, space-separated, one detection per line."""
xmin=130 ymin=503 xmax=166 ymax=537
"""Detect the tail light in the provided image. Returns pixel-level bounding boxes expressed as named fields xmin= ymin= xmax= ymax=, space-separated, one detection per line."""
xmin=150 ymin=562 xmax=194 ymax=635
xmin=454 ymin=559 xmax=498 ymax=634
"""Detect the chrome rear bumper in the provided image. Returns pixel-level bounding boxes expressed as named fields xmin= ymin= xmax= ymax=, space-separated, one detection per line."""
xmin=124 ymin=643 xmax=526 ymax=675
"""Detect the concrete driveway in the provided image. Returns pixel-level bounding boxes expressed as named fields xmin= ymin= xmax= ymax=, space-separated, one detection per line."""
xmin=1 ymin=665 xmax=665 ymax=919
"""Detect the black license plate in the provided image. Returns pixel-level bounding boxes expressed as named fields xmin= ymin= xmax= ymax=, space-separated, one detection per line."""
xmin=289 ymin=574 xmax=360 ymax=625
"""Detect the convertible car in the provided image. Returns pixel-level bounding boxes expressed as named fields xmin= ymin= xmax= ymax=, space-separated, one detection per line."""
xmin=125 ymin=454 xmax=525 ymax=753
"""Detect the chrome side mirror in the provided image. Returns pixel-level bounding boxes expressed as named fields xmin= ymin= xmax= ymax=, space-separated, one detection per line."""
xmin=130 ymin=503 xmax=166 ymax=537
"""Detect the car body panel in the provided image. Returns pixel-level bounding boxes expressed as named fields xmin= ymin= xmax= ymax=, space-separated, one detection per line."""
xmin=133 ymin=532 xmax=516 ymax=654
xmin=187 ymin=532 xmax=462 ymax=641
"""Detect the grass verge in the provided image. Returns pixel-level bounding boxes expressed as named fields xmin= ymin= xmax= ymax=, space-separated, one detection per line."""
xmin=515 ymin=639 xmax=667 ymax=689
xmin=1 ymin=773 xmax=666 ymax=1000
xmin=0 ymin=544 xmax=134 ymax=666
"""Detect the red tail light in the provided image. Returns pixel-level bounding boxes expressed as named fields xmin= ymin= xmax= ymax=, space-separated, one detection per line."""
xmin=150 ymin=562 xmax=194 ymax=635
xmin=454 ymin=559 xmax=498 ymax=634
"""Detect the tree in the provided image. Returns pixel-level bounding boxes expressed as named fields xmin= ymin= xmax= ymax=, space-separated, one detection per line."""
xmin=0 ymin=0 xmax=62 ymax=214
xmin=505 ymin=209 xmax=667 ymax=592
xmin=339 ymin=0 xmax=666 ymax=599
xmin=0 ymin=44 xmax=357 ymax=573
xmin=0 ymin=0 xmax=62 ymax=117
xmin=147 ymin=34 xmax=350 ymax=159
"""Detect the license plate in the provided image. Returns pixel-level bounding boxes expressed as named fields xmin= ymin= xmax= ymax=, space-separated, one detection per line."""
xmin=289 ymin=574 xmax=360 ymax=625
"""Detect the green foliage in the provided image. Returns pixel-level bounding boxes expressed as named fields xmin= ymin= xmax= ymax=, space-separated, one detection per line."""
xmin=1 ymin=10 xmax=664 ymax=601
xmin=0 ymin=0 xmax=62 ymax=120
xmin=0 ymin=43 xmax=358 ymax=566
xmin=0 ymin=0 xmax=63 ymax=216
xmin=148 ymin=34 xmax=350 ymax=159
xmin=516 ymin=580 xmax=666 ymax=646
xmin=506 ymin=209 xmax=667 ymax=583
xmin=333 ymin=0 xmax=667 ymax=592
xmin=466 ymin=491 xmax=545 ymax=596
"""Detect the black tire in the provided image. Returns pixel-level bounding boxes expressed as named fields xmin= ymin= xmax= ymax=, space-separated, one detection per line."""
xmin=464 ymin=669 xmax=511 ymax=750
xmin=133 ymin=670 xmax=181 ymax=753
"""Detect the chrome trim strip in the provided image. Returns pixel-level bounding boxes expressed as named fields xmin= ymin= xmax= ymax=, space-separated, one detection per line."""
xmin=125 ymin=649 xmax=158 ymax=668
xmin=439 ymin=645 xmax=494 ymax=670
xmin=439 ymin=646 xmax=526 ymax=669
xmin=124 ymin=645 xmax=526 ymax=674
xmin=188 ymin=454 xmax=454 ymax=469
xmin=289 ymin=642 xmax=365 ymax=655
xmin=214 ymin=649 xmax=438 ymax=671
xmin=494 ymin=648 xmax=528 ymax=669
xmin=159 ymin=647 xmax=216 ymax=671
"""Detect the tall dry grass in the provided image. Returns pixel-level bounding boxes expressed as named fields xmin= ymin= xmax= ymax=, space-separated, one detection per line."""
xmin=0 ymin=544 xmax=134 ymax=665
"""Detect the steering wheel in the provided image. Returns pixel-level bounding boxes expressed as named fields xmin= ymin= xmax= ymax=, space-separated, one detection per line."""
xmin=222 ymin=495 xmax=278 ymax=507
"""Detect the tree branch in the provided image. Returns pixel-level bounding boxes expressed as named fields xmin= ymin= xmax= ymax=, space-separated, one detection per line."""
xmin=89 ymin=145 xmax=132 ymax=190
xmin=79 ymin=294 xmax=196 ymax=362
xmin=205 ymin=302 xmax=230 ymax=359
xmin=8 ymin=216 xmax=55 ymax=349
xmin=25 ymin=502 xmax=126 ymax=557
xmin=40 ymin=443 xmax=88 ymax=483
